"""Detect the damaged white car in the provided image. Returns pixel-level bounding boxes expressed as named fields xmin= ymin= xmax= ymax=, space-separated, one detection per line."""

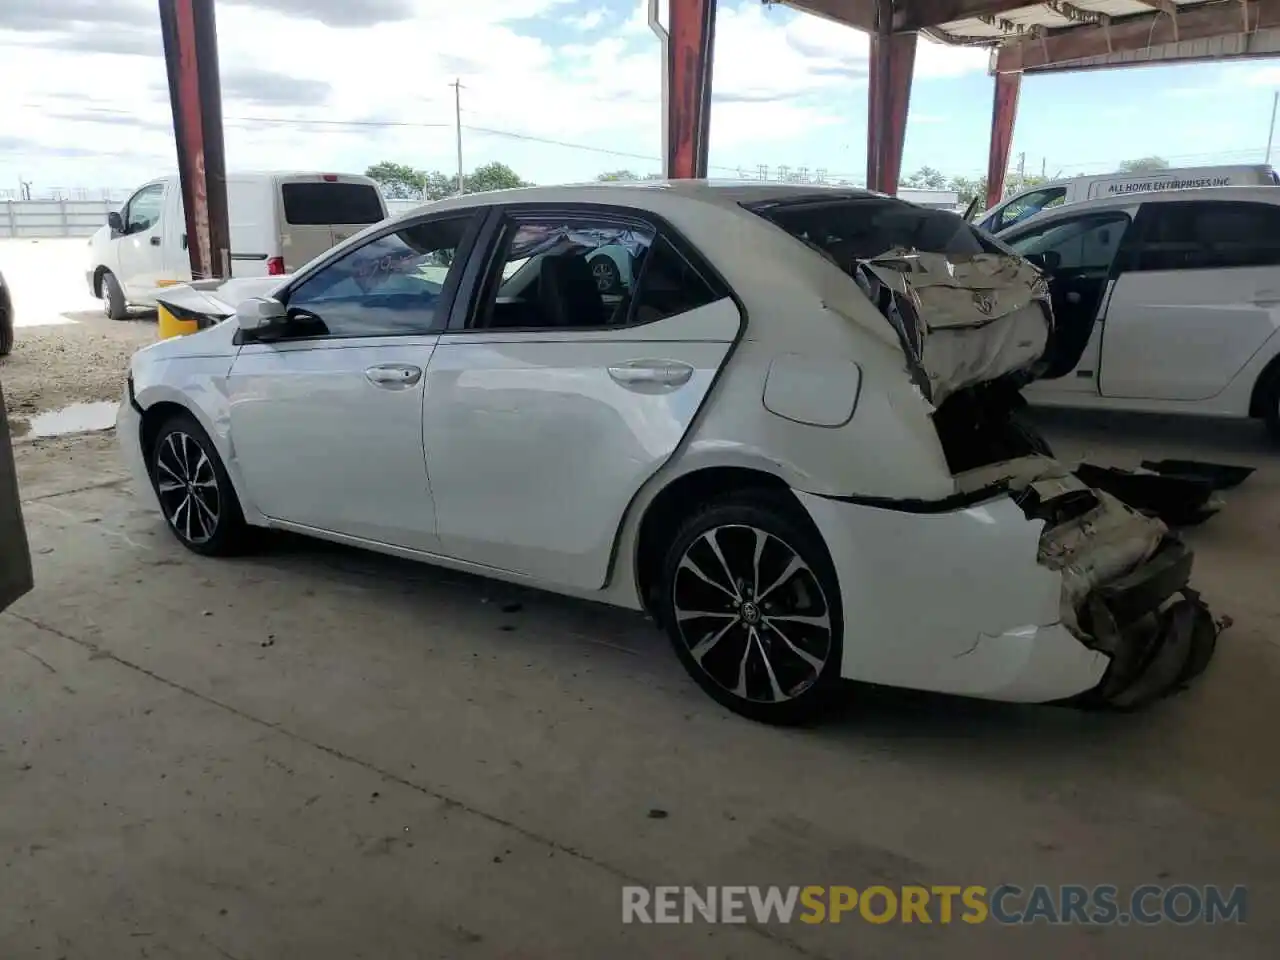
xmin=118 ymin=182 xmax=1219 ymax=723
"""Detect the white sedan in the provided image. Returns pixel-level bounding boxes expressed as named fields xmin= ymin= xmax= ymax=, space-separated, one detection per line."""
xmin=117 ymin=182 xmax=1218 ymax=724
xmin=1005 ymin=186 xmax=1280 ymax=439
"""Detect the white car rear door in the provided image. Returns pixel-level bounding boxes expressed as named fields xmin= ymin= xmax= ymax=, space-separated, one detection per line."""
xmin=226 ymin=212 xmax=483 ymax=551
xmin=421 ymin=207 xmax=742 ymax=590
xmin=1100 ymin=199 xmax=1280 ymax=401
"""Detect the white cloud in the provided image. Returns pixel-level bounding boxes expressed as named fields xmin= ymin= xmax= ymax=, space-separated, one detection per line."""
xmin=568 ymin=6 xmax=608 ymax=30
xmin=0 ymin=0 xmax=989 ymax=193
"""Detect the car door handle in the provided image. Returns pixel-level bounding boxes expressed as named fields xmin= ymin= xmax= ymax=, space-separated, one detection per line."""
xmin=150 ymin=236 xmax=161 ymax=246
xmin=365 ymin=364 xmax=422 ymax=388
xmin=608 ymin=360 xmax=694 ymax=388
xmin=1252 ymin=290 xmax=1280 ymax=306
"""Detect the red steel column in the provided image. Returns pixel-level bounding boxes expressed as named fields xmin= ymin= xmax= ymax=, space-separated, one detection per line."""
xmin=158 ymin=0 xmax=231 ymax=280
xmin=667 ymin=0 xmax=718 ymax=179
xmin=866 ymin=7 xmax=917 ymax=194
xmin=986 ymin=71 xmax=1022 ymax=210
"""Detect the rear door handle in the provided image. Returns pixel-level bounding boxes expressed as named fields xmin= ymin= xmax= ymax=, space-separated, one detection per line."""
xmin=1252 ymin=290 xmax=1280 ymax=306
xmin=365 ymin=363 xmax=422 ymax=388
xmin=149 ymin=236 xmax=162 ymax=246
xmin=608 ymin=360 xmax=694 ymax=388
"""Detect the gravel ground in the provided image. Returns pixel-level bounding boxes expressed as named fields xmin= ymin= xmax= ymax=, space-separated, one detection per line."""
xmin=0 ymin=238 xmax=156 ymax=426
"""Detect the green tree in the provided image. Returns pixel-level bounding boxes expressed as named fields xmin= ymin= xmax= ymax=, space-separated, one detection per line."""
xmin=904 ymin=166 xmax=947 ymax=190
xmin=949 ymin=175 xmax=988 ymax=206
xmin=464 ymin=162 xmax=528 ymax=194
xmin=1119 ymin=156 xmax=1169 ymax=174
xmin=365 ymin=161 xmax=427 ymax=199
xmin=597 ymin=169 xmax=641 ymax=182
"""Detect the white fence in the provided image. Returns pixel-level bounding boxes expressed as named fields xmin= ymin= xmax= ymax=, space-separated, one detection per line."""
xmin=1 ymin=200 xmax=115 ymax=239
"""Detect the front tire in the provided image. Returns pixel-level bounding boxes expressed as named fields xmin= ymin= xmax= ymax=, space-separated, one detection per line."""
xmin=100 ymin=270 xmax=128 ymax=321
xmin=658 ymin=491 xmax=844 ymax=725
xmin=149 ymin=413 xmax=249 ymax=556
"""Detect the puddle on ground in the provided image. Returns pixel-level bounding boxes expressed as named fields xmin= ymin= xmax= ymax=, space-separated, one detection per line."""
xmin=9 ymin=401 xmax=118 ymax=439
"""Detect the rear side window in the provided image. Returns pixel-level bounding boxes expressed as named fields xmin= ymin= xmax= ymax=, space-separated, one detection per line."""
xmin=282 ymin=182 xmax=385 ymax=226
xmin=747 ymin=196 xmax=998 ymax=277
xmin=1132 ymin=201 xmax=1280 ymax=271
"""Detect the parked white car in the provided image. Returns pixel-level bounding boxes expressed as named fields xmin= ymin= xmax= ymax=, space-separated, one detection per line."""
xmin=117 ymin=183 xmax=1218 ymax=723
xmin=1002 ymin=186 xmax=1280 ymax=438
xmin=86 ymin=171 xmax=387 ymax=319
xmin=977 ymin=164 xmax=1277 ymax=235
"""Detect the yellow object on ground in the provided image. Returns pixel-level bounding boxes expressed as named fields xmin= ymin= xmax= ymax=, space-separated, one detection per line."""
xmin=157 ymin=303 xmax=199 ymax=340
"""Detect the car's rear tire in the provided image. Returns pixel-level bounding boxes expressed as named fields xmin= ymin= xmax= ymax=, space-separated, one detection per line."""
xmin=149 ymin=412 xmax=249 ymax=556
xmin=658 ymin=490 xmax=844 ymax=725
xmin=100 ymin=270 xmax=128 ymax=321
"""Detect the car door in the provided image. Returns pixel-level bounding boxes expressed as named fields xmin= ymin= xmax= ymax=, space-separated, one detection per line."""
xmin=116 ymin=182 xmax=167 ymax=297
xmin=226 ymin=211 xmax=483 ymax=551
xmin=421 ymin=206 xmax=742 ymax=590
xmin=1006 ymin=208 xmax=1135 ymax=396
xmin=1099 ymin=199 xmax=1280 ymax=401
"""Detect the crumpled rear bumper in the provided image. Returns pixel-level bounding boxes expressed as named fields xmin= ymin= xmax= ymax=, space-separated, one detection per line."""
xmin=1070 ymin=538 xmax=1221 ymax=708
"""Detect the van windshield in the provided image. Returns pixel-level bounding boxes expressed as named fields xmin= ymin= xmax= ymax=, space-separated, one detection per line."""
xmin=744 ymin=195 xmax=999 ymax=275
xmin=282 ymin=182 xmax=385 ymax=226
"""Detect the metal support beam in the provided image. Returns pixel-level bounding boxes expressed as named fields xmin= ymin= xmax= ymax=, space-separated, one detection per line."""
xmin=867 ymin=7 xmax=917 ymax=194
xmin=158 ymin=0 xmax=231 ymax=280
xmin=0 ymin=380 xmax=32 ymax=614
xmin=986 ymin=70 xmax=1021 ymax=209
xmin=667 ymin=0 xmax=718 ymax=179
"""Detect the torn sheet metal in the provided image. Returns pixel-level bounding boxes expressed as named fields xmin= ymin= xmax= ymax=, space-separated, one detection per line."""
xmin=856 ymin=249 xmax=1052 ymax=406
xmin=155 ymin=275 xmax=290 ymax=325
xmin=1075 ymin=462 xmax=1229 ymax=527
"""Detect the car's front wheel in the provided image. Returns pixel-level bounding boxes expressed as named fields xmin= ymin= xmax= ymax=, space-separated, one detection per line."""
xmin=149 ymin=413 xmax=248 ymax=556
xmin=100 ymin=270 xmax=128 ymax=321
xmin=659 ymin=491 xmax=844 ymax=725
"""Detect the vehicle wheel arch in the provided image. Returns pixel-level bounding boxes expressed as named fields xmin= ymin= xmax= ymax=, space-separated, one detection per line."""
xmin=1247 ymin=350 xmax=1280 ymax=418
xmin=632 ymin=464 xmax=803 ymax=619
xmin=137 ymin=396 xmax=254 ymax=514
xmin=92 ymin=265 xmax=110 ymax=297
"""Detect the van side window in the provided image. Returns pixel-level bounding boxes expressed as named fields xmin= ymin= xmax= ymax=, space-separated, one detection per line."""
xmin=995 ymin=187 xmax=1067 ymax=233
xmin=283 ymin=216 xmax=473 ymax=338
xmin=124 ymin=184 xmax=165 ymax=235
xmin=1133 ymin=201 xmax=1280 ymax=271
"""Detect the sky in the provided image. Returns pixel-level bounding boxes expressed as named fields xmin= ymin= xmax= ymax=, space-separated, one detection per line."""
xmin=2 ymin=0 xmax=1280 ymax=197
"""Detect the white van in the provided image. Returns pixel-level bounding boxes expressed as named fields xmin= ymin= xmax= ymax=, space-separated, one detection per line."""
xmin=87 ymin=171 xmax=388 ymax=319
xmin=976 ymin=164 xmax=1278 ymax=235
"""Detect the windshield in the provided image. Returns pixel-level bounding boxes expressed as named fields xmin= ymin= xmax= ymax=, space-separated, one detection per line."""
xmin=745 ymin=196 xmax=999 ymax=276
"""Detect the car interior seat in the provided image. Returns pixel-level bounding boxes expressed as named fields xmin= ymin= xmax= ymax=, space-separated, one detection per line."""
xmin=539 ymin=254 xmax=605 ymax=327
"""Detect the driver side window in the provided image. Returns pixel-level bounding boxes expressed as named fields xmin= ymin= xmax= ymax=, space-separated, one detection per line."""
xmin=124 ymin=184 xmax=164 ymax=235
xmin=1007 ymin=213 xmax=1131 ymax=272
xmin=283 ymin=215 xmax=474 ymax=338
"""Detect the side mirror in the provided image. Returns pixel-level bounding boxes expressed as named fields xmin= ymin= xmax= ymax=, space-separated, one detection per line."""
xmin=107 ymin=211 xmax=124 ymax=235
xmin=232 ymin=297 xmax=288 ymax=341
xmin=1024 ymin=251 xmax=1062 ymax=273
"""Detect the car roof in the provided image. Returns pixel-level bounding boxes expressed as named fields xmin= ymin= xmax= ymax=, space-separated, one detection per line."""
xmin=391 ymin=180 xmax=883 ymax=222
xmin=1003 ymin=185 xmax=1280 ymax=235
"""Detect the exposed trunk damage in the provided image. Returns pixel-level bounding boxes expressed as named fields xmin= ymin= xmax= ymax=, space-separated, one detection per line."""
xmin=859 ymin=248 xmax=1223 ymax=707
xmin=854 ymin=250 xmax=1051 ymax=407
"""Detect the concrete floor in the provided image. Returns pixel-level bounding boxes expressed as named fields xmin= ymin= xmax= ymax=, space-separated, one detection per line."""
xmin=3 ymin=412 xmax=1279 ymax=959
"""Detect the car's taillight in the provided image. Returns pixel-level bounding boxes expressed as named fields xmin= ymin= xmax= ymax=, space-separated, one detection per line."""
xmin=267 ymin=256 xmax=285 ymax=275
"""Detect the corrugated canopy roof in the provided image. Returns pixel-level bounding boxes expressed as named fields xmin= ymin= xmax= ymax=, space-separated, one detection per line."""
xmin=780 ymin=0 xmax=1280 ymax=72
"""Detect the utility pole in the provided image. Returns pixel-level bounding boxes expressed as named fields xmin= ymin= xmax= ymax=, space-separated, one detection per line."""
xmin=1017 ymin=151 xmax=1026 ymax=188
xmin=1267 ymin=90 xmax=1278 ymax=165
xmin=451 ymin=79 xmax=464 ymax=195
xmin=1041 ymin=156 xmax=1046 ymax=179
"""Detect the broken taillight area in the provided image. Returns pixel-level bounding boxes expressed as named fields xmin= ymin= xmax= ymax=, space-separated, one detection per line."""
xmin=1010 ymin=465 xmax=1221 ymax=708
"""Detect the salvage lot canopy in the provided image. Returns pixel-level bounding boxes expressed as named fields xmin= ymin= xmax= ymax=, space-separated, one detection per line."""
xmin=777 ymin=0 xmax=1280 ymax=205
